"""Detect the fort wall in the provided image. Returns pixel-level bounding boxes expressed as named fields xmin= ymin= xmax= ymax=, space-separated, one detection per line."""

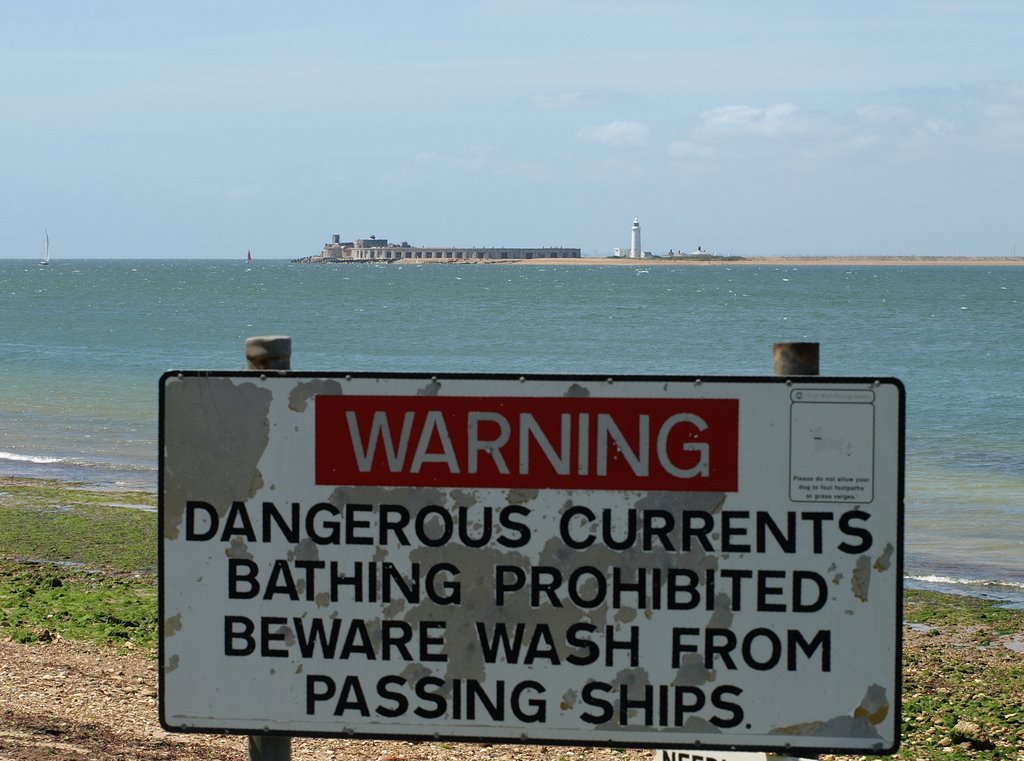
xmin=315 ymin=236 xmax=581 ymax=262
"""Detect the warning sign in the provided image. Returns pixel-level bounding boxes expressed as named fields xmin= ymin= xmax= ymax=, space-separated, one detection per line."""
xmin=159 ymin=373 xmax=904 ymax=754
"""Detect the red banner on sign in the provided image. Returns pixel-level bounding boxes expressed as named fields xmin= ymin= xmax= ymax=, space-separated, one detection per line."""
xmin=315 ymin=395 xmax=738 ymax=491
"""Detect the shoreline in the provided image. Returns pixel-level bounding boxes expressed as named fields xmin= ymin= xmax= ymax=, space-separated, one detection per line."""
xmin=5 ymin=475 xmax=1023 ymax=609
xmin=296 ymin=255 xmax=1024 ymax=267
xmin=495 ymin=256 xmax=1024 ymax=267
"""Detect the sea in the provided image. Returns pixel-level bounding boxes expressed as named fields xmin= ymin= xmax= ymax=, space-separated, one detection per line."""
xmin=1 ymin=259 xmax=1021 ymax=606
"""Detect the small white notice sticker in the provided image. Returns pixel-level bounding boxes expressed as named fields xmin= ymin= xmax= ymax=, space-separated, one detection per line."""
xmin=790 ymin=397 xmax=874 ymax=503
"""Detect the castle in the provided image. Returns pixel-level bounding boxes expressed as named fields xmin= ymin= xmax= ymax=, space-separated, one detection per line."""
xmin=315 ymin=235 xmax=581 ymax=262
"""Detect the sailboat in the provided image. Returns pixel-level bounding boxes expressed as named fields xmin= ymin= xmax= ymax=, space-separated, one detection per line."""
xmin=40 ymin=229 xmax=49 ymax=265
xmin=246 ymin=250 xmax=252 ymax=263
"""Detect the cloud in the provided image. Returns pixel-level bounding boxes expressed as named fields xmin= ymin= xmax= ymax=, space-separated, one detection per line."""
xmin=577 ymin=120 xmax=650 ymax=147
xmin=671 ymin=103 xmax=821 ymax=166
xmin=697 ymin=103 xmax=806 ymax=139
xmin=922 ymin=119 xmax=955 ymax=137
xmin=848 ymin=81 xmax=1024 ymax=156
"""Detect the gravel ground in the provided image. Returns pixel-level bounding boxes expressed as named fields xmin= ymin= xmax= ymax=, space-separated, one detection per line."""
xmin=0 ymin=637 xmax=653 ymax=761
xmin=2 ymin=624 xmax=1023 ymax=760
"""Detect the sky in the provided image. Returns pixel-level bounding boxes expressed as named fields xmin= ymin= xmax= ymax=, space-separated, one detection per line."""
xmin=2 ymin=1 xmax=1022 ymax=259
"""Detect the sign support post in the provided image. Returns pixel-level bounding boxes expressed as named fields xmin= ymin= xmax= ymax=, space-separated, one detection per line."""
xmin=773 ymin=342 xmax=819 ymax=376
xmin=245 ymin=336 xmax=292 ymax=761
xmin=655 ymin=343 xmax=827 ymax=761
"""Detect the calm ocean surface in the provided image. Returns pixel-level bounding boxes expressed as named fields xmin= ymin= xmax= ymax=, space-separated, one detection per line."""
xmin=1 ymin=259 xmax=1021 ymax=605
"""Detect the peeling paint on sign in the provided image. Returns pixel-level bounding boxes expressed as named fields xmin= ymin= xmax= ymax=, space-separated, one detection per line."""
xmin=162 ymin=376 xmax=273 ymax=538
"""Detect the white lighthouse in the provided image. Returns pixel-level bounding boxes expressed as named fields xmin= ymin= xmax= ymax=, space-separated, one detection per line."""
xmin=630 ymin=217 xmax=641 ymax=259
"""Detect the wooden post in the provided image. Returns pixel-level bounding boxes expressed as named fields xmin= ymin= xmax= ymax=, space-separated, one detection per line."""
xmin=769 ymin=343 xmax=820 ymax=761
xmin=773 ymin=341 xmax=819 ymax=376
xmin=248 ymin=735 xmax=291 ymax=761
xmin=246 ymin=336 xmax=292 ymax=761
xmin=245 ymin=336 xmax=292 ymax=370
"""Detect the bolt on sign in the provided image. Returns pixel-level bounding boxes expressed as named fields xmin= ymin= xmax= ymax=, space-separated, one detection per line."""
xmin=159 ymin=372 xmax=904 ymax=754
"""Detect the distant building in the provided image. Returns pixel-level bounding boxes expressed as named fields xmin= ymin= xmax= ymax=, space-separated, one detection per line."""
xmin=316 ymin=234 xmax=581 ymax=262
xmin=630 ymin=218 xmax=642 ymax=259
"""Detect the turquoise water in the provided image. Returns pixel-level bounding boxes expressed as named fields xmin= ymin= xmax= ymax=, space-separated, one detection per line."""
xmin=1 ymin=259 xmax=1022 ymax=603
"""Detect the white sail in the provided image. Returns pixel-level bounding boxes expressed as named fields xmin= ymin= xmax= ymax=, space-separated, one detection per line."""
xmin=40 ymin=229 xmax=49 ymax=265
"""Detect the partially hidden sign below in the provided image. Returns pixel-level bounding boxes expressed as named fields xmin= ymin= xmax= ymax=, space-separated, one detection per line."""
xmin=159 ymin=372 xmax=904 ymax=754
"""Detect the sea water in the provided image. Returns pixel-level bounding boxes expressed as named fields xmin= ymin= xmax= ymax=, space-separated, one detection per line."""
xmin=0 ymin=259 xmax=1021 ymax=604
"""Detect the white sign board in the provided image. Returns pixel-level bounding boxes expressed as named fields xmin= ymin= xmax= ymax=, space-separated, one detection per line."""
xmin=159 ymin=372 xmax=903 ymax=754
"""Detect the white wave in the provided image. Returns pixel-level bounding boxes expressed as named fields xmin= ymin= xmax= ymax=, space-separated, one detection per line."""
xmin=0 ymin=450 xmax=64 ymax=465
xmin=907 ymin=573 xmax=1024 ymax=591
xmin=908 ymin=573 xmax=964 ymax=585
